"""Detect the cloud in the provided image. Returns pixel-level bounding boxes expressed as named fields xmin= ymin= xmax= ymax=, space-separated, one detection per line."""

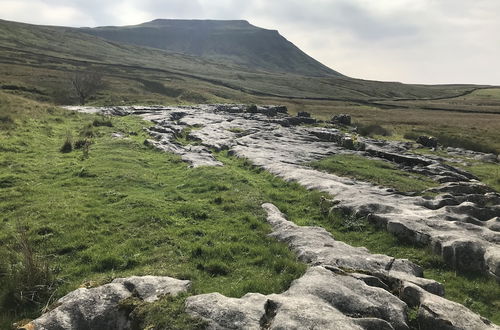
xmin=0 ymin=0 xmax=499 ymax=84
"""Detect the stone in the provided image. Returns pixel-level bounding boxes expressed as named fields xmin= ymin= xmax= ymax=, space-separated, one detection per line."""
xmin=297 ymin=111 xmax=311 ymax=117
xmin=400 ymin=283 xmax=499 ymax=330
xmin=23 ymin=276 xmax=191 ymax=330
xmin=415 ymin=135 xmax=438 ymax=148
xmin=65 ymin=104 xmax=500 ymax=280
xmin=186 ymin=267 xmax=407 ymax=330
xmin=331 ymin=113 xmax=352 ymax=125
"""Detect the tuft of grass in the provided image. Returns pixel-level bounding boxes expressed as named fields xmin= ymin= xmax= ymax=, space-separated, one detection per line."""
xmin=59 ymin=131 xmax=73 ymax=153
xmin=92 ymin=116 xmax=113 ymax=127
xmin=0 ymin=226 xmax=55 ymax=324
xmin=124 ymin=294 xmax=207 ymax=330
xmin=310 ymin=154 xmax=437 ymax=194
xmin=175 ymin=125 xmax=203 ymax=146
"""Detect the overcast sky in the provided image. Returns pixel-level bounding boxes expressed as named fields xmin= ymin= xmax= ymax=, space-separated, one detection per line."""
xmin=2 ymin=0 xmax=499 ymax=85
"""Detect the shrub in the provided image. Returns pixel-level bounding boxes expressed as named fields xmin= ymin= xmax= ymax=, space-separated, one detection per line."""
xmin=59 ymin=132 xmax=73 ymax=153
xmin=247 ymin=104 xmax=258 ymax=113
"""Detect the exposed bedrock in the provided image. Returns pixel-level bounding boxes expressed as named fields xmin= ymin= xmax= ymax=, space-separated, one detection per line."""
xmin=25 ymin=203 xmax=499 ymax=329
xmin=184 ymin=204 xmax=498 ymax=330
xmin=21 ymin=276 xmax=191 ymax=330
xmin=64 ymin=105 xmax=500 ymax=280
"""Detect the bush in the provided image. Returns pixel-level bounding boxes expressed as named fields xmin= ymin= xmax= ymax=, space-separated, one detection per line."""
xmin=59 ymin=132 xmax=73 ymax=153
xmin=247 ymin=104 xmax=258 ymax=113
xmin=80 ymin=124 xmax=95 ymax=138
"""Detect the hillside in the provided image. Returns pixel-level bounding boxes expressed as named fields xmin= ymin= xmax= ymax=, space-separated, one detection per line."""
xmin=80 ymin=19 xmax=340 ymax=77
xmin=0 ymin=19 xmax=482 ymax=103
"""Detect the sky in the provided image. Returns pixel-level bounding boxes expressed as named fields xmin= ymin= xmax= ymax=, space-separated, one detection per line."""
xmin=1 ymin=0 xmax=499 ymax=85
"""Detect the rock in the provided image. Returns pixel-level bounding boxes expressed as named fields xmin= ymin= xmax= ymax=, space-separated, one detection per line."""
xmin=23 ymin=276 xmax=191 ymax=330
xmin=262 ymin=203 xmax=443 ymax=293
xmin=341 ymin=136 xmax=354 ymax=149
xmin=283 ymin=116 xmax=317 ymax=126
xmin=66 ymin=104 xmax=500 ymax=280
xmin=400 ymin=283 xmax=499 ymax=330
xmin=331 ymin=113 xmax=352 ymax=125
xmin=186 ymin=267 xmax=407 ymax=330
xmin=475 ymin=153 xmax=498 ymax=163
xmin=297 ymin=111 xmax=311 ymax=117
xmin=416 ymin=135 xmax=438 ymax=148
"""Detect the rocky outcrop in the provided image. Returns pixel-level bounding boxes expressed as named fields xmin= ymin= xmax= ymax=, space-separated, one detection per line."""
xmin=24 ymin=201 xmax=499 ymax=329
xmin=22 ymin=276 xmax=191 ymax=330
xmin=184 ymin=204 xmax=498 ymax=330
xmin=416 ymin=135 xmax=438 ymax=148
xmin=332 ymin=113 xmax=352 ymax=125
xmin=65 ymin=105 xmax=500 ymax=281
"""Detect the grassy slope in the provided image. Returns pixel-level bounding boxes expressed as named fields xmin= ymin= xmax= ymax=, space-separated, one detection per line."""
xmin=0 ymin=19 xmax=480 ymax=101
xmin=0 ymin=93 xmax=498 ymax=328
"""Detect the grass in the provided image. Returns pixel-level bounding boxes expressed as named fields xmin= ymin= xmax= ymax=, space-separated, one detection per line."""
xmin=310 ymin=154 xmax=438 ymax=194
xmin=0 ymin=93 xmax=498 ymax=327
xmin=461 ymin=163 xmax=500 ymax=192
xmin=0 ymin=92 xmax=312 ymax=327
xmin=175 ymin=125 xmax=203 ymax=146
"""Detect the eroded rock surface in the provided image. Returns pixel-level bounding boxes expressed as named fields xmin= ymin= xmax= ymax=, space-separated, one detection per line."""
xmin=23 ymin=276 xmax=190 ymax=330
xmin=185 ymin=204 xmax=498 ymax=330
xmin=65 ymin=104 xmax=500 ymax=281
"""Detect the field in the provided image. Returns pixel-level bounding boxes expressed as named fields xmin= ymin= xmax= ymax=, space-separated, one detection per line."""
xmin=1 ymin=92 xmax=499 ymax=328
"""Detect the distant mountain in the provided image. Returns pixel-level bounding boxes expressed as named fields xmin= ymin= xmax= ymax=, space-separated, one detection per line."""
xmin=79 ymin=19 xmax=340 ymax=77
xmin=0 ymin=19 xmax=481 ymax=104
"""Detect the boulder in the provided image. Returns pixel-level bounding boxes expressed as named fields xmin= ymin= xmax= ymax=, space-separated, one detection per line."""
xmin=22 ymin=276 xmax=191 ymax=330
xmin=297 ymin=111 xmax=311 ymax=117
xmin=331 ymin=114 xmax=352 ymax=125
xmin=400 ymin=283 xmax=499 ymax=330
xmin=416 ymin=135 xmax=438 ymax=148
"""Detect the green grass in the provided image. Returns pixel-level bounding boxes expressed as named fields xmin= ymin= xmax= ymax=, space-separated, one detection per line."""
xmin=462 ymin=163 xmax=500 ymax=192
xmin=0 ymin=93 xmax=498 ymax=327
xmin=0 ymin=92 xmax=311 ymax=327
xmin=175 ymin=125 xmax=203 ymax=146
xmin=310 ymin=154 xmax=438 ymax=194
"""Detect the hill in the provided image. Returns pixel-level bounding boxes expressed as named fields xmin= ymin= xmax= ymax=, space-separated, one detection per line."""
xmin=0 ymin=19 xmax=483 ymax=104
xmin=80 ymin=19 xmax=340 ymax=77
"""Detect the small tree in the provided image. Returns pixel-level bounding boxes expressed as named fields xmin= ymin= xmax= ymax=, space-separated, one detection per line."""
xmin=71 ymin=70 xmax=104 ymax=105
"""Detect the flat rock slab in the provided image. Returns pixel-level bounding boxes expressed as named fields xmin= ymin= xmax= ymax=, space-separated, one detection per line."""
xmin=65 ymin=105 xmax=500 ymax=280
xmin=22 ymin=276 xmax=190 ymax=330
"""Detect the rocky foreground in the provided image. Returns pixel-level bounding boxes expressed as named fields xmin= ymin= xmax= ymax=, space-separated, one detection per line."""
xmin=32 ymin=104 xmax=499 ymax=329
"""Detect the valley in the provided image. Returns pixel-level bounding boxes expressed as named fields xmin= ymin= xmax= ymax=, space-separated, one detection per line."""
xmin=0 ymin=17 xmax=499 ymax=330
